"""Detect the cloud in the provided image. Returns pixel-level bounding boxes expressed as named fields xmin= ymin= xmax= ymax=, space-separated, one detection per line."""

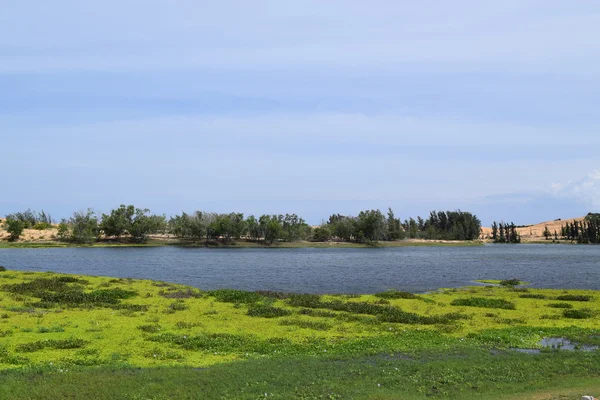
xmin=551 ymin=170 xmax=600 ymax=209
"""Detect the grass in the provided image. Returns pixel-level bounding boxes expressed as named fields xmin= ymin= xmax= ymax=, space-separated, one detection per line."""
xmin=0 ymin=269 xmax=598 ymax=398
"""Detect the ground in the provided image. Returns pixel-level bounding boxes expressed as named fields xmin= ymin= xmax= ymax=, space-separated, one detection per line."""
xmin=0 ymin=269 xmax=598 ymax=398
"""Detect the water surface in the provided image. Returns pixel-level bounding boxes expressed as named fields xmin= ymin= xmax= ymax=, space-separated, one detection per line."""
xmin=0 ymin=244 xmax=598 ymax=293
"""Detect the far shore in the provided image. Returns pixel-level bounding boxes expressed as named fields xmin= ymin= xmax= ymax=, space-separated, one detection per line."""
xmin=0 ymin=236 xmax=485 ymax=249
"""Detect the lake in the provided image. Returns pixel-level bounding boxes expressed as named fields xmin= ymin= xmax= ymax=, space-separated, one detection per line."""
xmin=0 ymin=244 xmax=598 ymax=293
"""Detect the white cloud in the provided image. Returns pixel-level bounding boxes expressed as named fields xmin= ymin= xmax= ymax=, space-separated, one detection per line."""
xmin=551 ymin=170 xmax=600 ymax=208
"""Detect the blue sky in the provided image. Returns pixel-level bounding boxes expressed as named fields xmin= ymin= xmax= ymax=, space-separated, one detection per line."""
xmin=1 ymin=1 xmax=599 ymax=225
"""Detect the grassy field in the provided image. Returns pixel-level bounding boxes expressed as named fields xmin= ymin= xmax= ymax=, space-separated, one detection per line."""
xmin=0 ymin=269 xmax=598 ymax=399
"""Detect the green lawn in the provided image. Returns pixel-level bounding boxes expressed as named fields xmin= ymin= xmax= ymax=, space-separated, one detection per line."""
xmin=0 ymin=269 xmax=598 ymax=399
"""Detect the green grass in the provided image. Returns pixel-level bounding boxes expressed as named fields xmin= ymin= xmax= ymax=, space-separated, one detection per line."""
xmin=0 ymin=269 xmax=599 ymax=399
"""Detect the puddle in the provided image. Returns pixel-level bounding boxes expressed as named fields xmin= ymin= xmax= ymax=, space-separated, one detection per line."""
xmin=511 ymin=337 xmax=599 ymax=354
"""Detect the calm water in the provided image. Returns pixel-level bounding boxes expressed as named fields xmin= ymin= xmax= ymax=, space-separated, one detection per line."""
xmin=0 ymin=245 xmax=598 ymax=293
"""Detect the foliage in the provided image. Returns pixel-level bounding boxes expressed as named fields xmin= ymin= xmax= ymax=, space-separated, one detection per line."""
xmin=206 ymin=289 xmax=263 ymax=304
xmin=69 ymin=209 xmax=99 ymax=244
xmin=311 ymin=225 xmax=332 ymax=242
xmin=56 ymin=219 xmax=70 ymax=241
xmin=500 ymin=278 xmax=522 ymax=287
xmin=0 ymin=268 xmax=599 ymax=399
xmin=491 ymin=222 xmax=521 ymax=243
xmin=563 ymin=308 xmax=595 ymax=319
xmin=374 ymin=290 xmax=417 ymax=299
xmin=100 ymin=205 xmax=166 ymax=243
xmin=4 ymin=209 xmax=52 ymax=229
xmin=451 ymin=297 xmax=516 ymax=310
xmin=247 ymin=306 xmax=292 ymax=318
xmin=4 ymin=219 xmax=25 ymax=241
xmin=555 ymin=294 xmax=592 ymax=302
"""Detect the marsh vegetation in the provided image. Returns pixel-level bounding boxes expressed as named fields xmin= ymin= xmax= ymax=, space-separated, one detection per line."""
xmin=0 ymin=269 xmax=598 ymax=398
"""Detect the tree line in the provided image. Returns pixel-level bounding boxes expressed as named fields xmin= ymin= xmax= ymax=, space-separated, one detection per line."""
xmin=558 ymin=213 xmax=600 ymax=244
xmin=490 ymin=222 xmax=521 ymax=243
xmin=3 ymin=206 xmax=482 ymax=244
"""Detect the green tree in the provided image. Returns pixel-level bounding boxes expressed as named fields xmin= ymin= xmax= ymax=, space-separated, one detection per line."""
xmin=5 ymin=218 xmax=26 ymax=241
xmin=311 ymin=225 xmax=332 ymax=242
xmin=386 ymin=208 xmax=404 ymax=240
xmin=56 ymin=219 xmax=70 ymax=241
xmin=543 ymin=225 xmax=551 ymax=240
xmin=70 ymin=209 xmax=99 ymax=244
xmin=354 ymin=210 xmax=386 ymax=244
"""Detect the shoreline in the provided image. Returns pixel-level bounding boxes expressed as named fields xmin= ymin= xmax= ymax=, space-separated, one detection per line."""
xmin=0 ymin=238 xmax=485 ymax=249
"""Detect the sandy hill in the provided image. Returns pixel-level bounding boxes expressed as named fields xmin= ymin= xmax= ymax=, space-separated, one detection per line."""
xmin=481 ymin=216 xmax=586 ymax=241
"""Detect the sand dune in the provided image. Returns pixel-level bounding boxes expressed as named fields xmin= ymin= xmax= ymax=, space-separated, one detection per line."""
xmin=481 ymin=216 xmax=586 ymax=242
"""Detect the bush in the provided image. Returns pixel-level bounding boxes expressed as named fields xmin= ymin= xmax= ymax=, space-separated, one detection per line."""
xmin=15 ymin=338 xmax=86 ymax=353
xmin=56 ymin=220 xmax=70 ymax=241
xmin=207 ymin=289 xmax=263 ymax=304
xmin=374 ymin=290 xmax=417 ymax=299
xmin=451 ymin=297 xmax=516 ymax=310
xmin=5 ymin=219 xmax=26 ymax=241
xmin=32 ymin=222 xmax=52 ymax=230
xmin=519 ymin=294 xmax=546 ymax=299
xmin=0 ymin=266 xmax=6 ymax=272
xmin=247 ymin=306 xmax=292 ymax=318
xmin=547 ymin=302 xmax=573 ymax=309
xmin=563 ymin=308 xmax=595 ymax=319
xmin=500 ymin=278 xmax=521 ymax=287
xmin=555 ymin=295 xmax=592 ymax=302
xmin=287 ymin=294 xmax=322 ymax=308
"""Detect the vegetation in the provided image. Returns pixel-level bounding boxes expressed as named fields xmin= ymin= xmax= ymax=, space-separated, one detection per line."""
xmin=560 ymin=213 xmax=600 ymax=244
xmin=490 ymin=222 xmax=521 ymax=243
xmin=0 ymin=269 xmax=599 ymax=399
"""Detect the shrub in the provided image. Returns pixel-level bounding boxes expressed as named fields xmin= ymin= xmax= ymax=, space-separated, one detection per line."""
xmin=519 ymin=294 xmax=546 ymax=299
xmin=56 ymin=220 xmax=70 ymax=241
xmin=16 ymin=338 xmax=86 ymax=352
xmin=451 ymin=297 xmax=516 ymax=310
xmin=563 ymin=308 xmax=595 ymax=319
xmin=547 ymin=303 xmax=573 ymax=309
xmin=168 ymin=301 xmax=188 ymax=311
xmin=137 ymin=325 xmax=162 ymax=333
xmin=247 ymin=306 xmax=292 ymax=318
xmin=374 ymin=290 xmax=417 ymax=299
xmin=287 ymin=293 xmax=322 ymax=308
xmin=0 ymin=266 xmax=6 ymax=272
xmin=555 ymin=295 xmax=592 ymax=302
xmin=500 ymin=278 xmax=521 ymax=287
xmin=207 ymin=289 xmax=263 ymax=304
xmin=33 ymin=222 xmax=52 ymax=230
xmin=158 ymin=288 xmax=202 ymax=299
xmin=5 ymin=219 xmax=26 ymax=241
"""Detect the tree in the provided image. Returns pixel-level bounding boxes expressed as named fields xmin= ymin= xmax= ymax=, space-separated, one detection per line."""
xmin=100 ymin=205 xmax=135 ymax=239
xmin=246 ymin=215 xmax=261 ymax=241
xmin=129 ymin=210 xmax=166 ymax=243
xmin=259 ymin=215 xmax=282 ymax=244
xmin=56 ymin=219 xmax=70 ymax=241
xmin=5 ymin=218 xmax=25 ymax=241
xmin=386 ymin=208 xmax=404 ymax=240
xmin=311 ymin=225 xmax=332 ymax=242
xmin=543 ymin=225 xmax=551 ymax=240
xmin=70 ymin=209 xmax=99 ymax=244
xmin=354 ymin=210 xmax=386 ymax=244
xmin=491 ymin=222 xmax=498 ymax=241
xmin=101 ymin=205 xmax=166 ymax=243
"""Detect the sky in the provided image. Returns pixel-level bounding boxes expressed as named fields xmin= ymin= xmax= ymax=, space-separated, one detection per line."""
xmin=1 ymin=0 xmax=599 ymax=225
